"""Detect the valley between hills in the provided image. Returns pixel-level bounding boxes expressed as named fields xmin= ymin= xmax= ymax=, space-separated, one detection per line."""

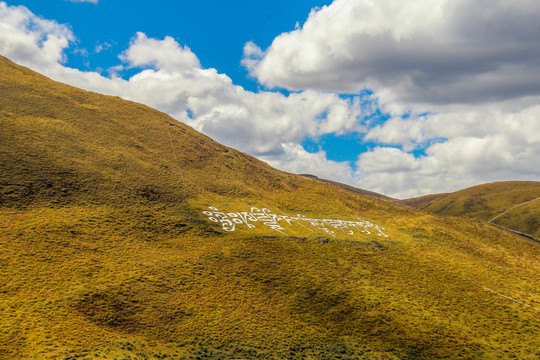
xmin=402 ymin=182 xmax=540 ymax=240
xmin=1 ymin=56 xmax=539 ymax=359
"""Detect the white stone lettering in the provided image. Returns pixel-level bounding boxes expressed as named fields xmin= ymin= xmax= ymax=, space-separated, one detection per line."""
xmin=202 ymin=206 xmax=388 ymax=237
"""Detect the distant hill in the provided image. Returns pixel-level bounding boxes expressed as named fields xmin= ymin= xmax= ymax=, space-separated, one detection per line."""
xmin=403 ymin=181 xmax=540 ymax=239
xmin=299 ymin=174 xmax=395 ymax=201
xmin=1 ymin=56 xmax=539 ymax=360
xmin=401 ymin=192 xmax=449 ymax=209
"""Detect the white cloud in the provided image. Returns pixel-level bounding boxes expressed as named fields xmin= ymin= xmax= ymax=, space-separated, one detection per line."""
xmin=355 ymin=105 xmax=540 ymax=198
xmin=357 ymin=147 xmax=421 ymax=174
xmin=0 ymin=2 xmax=74 ymax=69
xmin=245 ymin=0 xmax=540 ymax=107
xmin=261 ymin=143 xmax=356 ymax=185
xmin=184 ymin=89 xmax=363 ymax=156
xmin=94 ymin=41 xmax=113 ymax=53
xmin=120 ymin=32 xmax=200 ymax=72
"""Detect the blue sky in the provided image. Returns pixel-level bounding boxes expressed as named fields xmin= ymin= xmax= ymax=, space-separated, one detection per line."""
xmin=7 ymin=0 xmax=332 ymax=90
xmin=1 ymin=0 xmax=540 ymax=198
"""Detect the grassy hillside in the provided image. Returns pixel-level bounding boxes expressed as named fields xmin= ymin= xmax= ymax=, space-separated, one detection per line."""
xmin=1 ymin=56 xmax=539 ymax=360
xmin=403 ymin=182 xmax=540 ymax=239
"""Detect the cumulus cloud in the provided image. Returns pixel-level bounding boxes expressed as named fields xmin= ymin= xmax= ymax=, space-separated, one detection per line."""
xmin=184 ymin=89 xmax=362 ymax=156
xmin=245 ymin=0 xmax=540 ymax=107
xmin=355 ymin=105 xmax=540 ymax=198
xmin=0 ymin=2 xmax=74 ymax=69
xmin=261 ymin=143 xmax=356 ymax=184
xmin=120 ymin=32 xmax=200 ymax=72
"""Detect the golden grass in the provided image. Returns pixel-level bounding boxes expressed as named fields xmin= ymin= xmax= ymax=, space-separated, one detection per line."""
xmin=1 ymin=56 xmax=539 ymax=359
xmin=1 ymin=205 xmax=539 ymax=359
xmin=403 ymin=181 xmax=540 ymax=238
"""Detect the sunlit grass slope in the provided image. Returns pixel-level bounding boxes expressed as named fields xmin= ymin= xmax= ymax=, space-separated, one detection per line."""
xmin=403 ymin=182 xmax=540 ymax=239
xmin=1 ymin=56 xmax=539 ymax=360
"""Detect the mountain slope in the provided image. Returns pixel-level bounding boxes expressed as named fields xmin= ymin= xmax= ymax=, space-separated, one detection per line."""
xmin=0 ymin=54 xmax=307 ymax=209
xmin=403 ymin=181 xmax=540 ymax=239
xmin=300 ymin=174 xmax=394 ymax=200
xmin=1 ymin=56 xmax=539 ymax=360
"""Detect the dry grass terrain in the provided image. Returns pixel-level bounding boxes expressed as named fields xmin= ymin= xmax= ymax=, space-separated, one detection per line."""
xmin=403 ymin=182 xmax=540 ymax=239
xmin=1 ymin=56 xmax=539 ymax=359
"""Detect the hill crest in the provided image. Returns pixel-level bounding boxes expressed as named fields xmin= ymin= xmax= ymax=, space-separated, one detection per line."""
xmin=402 ymin=181 xmax=540 ymax=239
